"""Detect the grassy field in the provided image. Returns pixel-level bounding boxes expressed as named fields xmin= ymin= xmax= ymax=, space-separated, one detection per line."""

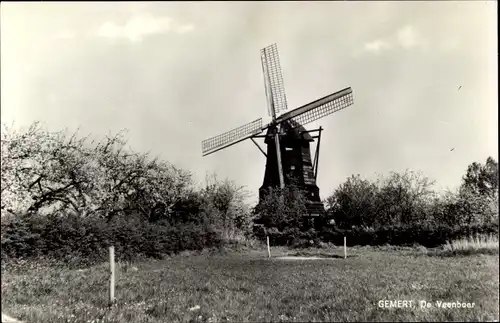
xmin=1 ymin=245 xmax=499 ymax=323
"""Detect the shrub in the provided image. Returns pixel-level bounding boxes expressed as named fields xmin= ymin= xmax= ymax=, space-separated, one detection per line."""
xmin=258 ymin=223 xmax=499 ymax=248
xmin=253 ymin=180 xmax=309 ymax=231
xmin=1 ymin=213 xmax=224 ymax=265
xmin=443 ymin=234 xmax=499 ymax=254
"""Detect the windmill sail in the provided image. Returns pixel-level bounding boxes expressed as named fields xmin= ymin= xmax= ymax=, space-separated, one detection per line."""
xmin=261 ymin=44 xmax=288 ymax=117
xmin=201 ymin=118 xmax=263 ymax=156
xmin=202 ymin=42 xmax=355 ymax=230
xmin=276 ymin=87 xmax=353 ymax=128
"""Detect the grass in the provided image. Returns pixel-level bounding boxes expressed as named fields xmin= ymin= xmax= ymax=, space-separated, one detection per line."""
xmin=443 ymin=234 xmax=499 ymax=255
xmin=1 ymin=245 xmax=499 ymax=323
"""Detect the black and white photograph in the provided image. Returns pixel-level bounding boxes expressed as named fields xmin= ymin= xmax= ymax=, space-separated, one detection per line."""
xmin=1 ymin=2 xmax=498 ymax=322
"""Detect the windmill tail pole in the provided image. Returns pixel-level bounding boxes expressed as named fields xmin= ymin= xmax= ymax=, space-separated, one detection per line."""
xmin=274 ymin=129 xmax=285 ymax=190
xmin=314 ymin=127 xmax=323 ymax=181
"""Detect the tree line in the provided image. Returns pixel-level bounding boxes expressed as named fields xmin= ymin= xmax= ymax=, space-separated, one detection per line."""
xmin=1 ymin=122 xmax=498 ymax=262
xmin=254 ymin=158 xmax=498 ymax=247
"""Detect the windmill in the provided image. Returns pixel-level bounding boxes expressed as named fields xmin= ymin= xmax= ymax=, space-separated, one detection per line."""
xmin=201 ymin=43 xmax=354 ymax=228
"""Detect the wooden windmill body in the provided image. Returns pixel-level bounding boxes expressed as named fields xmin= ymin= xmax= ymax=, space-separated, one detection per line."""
xmin=201 ymin=44 xmax=354 ymax=228
xmin=259 ymin=120 xmax=324 ymax=217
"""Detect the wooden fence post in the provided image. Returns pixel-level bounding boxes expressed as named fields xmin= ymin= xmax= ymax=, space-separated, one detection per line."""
xmin=264 ymin=227 xmax=271 ymax=258
xmin=267 ymin=236 xmax=271 ymax=258
xmin=344 ymin=236 xmax=347 ymax=259
xmin=109 ymin=246 xmax=115 ymax=306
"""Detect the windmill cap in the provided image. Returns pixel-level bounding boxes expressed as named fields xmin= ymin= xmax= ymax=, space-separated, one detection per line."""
xmin=264 ymin=120 xmax=314 ymax=144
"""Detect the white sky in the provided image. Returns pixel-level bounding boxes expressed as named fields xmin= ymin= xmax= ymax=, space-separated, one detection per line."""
xmin=1 ymin=2 xmax=497 ymax=204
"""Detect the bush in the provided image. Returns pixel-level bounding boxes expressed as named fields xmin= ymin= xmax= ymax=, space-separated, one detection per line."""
xmin=253 ymin=180 xmax=309 ymax=231
xmin=257 ymin=223 xmax=499 ymax=248
xmin=325 ymin=159 xmax=499 ymax=231
xmin=1 ymin=123 xmax=248 ymax=265
xmin=443 ymin=234 xmax=499 ymax=254
xmin=2 ymin=122 xmax=498 ymax=259
xmin=1 ymin=213 xmax=224 ymax=265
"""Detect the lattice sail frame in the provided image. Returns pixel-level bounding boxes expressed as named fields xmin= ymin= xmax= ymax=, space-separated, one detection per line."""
xmin=261 ymin=44 xmax=288 ymax=117
xmin=201 ymin=43 xmax=355 ymax=157
xmin=290 ymin=91 xmax=354 ymax=128
xmin=201 ymin=118 xmax=263 ymax=155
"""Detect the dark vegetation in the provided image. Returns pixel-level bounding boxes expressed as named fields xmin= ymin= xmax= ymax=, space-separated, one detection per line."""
xmin=1 ymin=122 xmax=498 ymax=264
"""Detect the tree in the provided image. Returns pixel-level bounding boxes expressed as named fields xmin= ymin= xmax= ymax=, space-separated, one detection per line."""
xmin=449 ymin=157 xmax=500 ymax=226
xmin=1 ymin=122 xmax=94 ymax=216
xmin=200 ymin=173 xmax=252 ymax=233
xmin=89 ymin=133 xmax=192 ymax=221
xmin=326 ymin=174 xmax=379 ymax=228
xmin=375 ymin=170 xmax=436 ymax=226
xmin=1 ymin=122 xmax=193 ymax=220
xmin=461 ymin=157 xmax=498 ymax=197
xmin=326 ymin=170 xmax=436 ymax=228
xmin=253 ymin=179 xmax=308 ymax=231
xmin=431 ymin=157 xmax=499 ymax=227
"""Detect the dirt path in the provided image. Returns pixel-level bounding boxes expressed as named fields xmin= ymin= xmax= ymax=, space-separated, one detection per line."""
xmin=2 ymin=313 xmax=23 ymax=323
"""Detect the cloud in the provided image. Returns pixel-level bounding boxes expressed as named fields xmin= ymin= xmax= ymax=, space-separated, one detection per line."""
xmin=176 ymin=24 xmax=195 ymax=34
xmin=440 ymin=38 xmax=460 ymax=53
xmin=54 ymin=30 xmax=76 ymax=40
xmin=361 ymin=24 xmax=426 ymax=55
xmin=397 ymin=25 xmax=419 ymax=49
xmin=96 ymin=14 xmax=194 ymax=42
xmin=363 ymin=39 xmax=392 ymax=54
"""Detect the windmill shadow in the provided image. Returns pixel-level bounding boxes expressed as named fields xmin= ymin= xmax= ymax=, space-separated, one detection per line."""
xmin=288 ymin=252 xmax=358 ymax=259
